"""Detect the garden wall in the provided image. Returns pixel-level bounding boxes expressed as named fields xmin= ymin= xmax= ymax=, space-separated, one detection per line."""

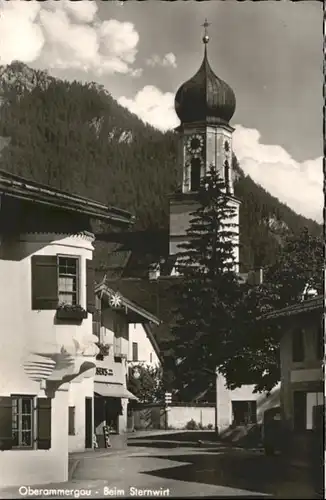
xmin=130 ymin=403 xmax=215 ymax=431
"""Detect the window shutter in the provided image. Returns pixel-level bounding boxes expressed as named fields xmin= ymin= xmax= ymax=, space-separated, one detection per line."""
xmin=68 ymin=406 xmax=75 ymax=436
xmin=93 ymin=297 xmax=101 ymax=340
xmin=86 ymin=259 xmax=96 ymax=313
xmin=114 ymin=336 xmax=122 ymax=357
xmin=132 ymin=342 xmax=138 ymax=362
xmin=0 ymin=397 xmax=13 ymax=450
xmin=37 ymin=398 xmax=52 ymax=450
xmin=31 ymin=256 xmax=58 ymax=310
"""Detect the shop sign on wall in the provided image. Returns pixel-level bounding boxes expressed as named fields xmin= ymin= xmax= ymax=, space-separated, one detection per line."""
xmin=96 ymin=368 xmax=113 ymax=376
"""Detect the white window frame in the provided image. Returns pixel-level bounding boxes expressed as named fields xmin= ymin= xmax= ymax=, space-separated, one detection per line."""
xmin=11 ymin=395 xmax=36 ymax=450
xmin=57 ymin=255 xmax=80 ymax=306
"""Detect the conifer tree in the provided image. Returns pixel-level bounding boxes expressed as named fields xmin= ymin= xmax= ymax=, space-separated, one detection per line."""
xmin=170 ymin=166 xmax=242 ymax=399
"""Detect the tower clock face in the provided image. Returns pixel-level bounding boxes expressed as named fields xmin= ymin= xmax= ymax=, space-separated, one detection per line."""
xmin=186 ymin=134 xmax=204 ymax=156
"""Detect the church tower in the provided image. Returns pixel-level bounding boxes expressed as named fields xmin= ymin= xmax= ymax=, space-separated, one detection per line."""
xmin=169 ymin=21 xmax=241 ymax=271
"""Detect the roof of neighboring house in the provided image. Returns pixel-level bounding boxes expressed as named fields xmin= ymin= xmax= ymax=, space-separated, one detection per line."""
xmin=94 ymin=276 xmax=179 ymax=352
xmin=261 ymin=295 xmax=324 ymax=321
xmin=94 ymin=241 xmax=132 ymax=280
xmin=0 ymin=169 xmax=134 ymax=227
xmin=93 ymin=229 xmax=170 ymax=279
xmin=95 ymin=279 xmax=161 ymax=326
xmin=93 ymin=272 xmax=261 ymax=355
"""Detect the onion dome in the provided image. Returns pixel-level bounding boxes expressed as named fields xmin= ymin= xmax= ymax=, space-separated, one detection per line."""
xmin=175 ymin=21 xmax=236 ymax=125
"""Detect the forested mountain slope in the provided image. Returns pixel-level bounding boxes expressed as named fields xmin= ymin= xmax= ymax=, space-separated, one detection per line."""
xmin=0 ymin=62 xmax=321 ymax=272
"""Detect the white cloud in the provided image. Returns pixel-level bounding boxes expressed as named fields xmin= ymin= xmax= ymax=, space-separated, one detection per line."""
xmin=146 ymin=52 xmax=177 ymax=68
xmin=118 ymin=85 xmax=178 ymax=131
xmin=118 ymin=85 xmax=322 ymax=222
xmin=0 ymin=1 xmax=141 ymax=76
xmin=55 ymin=0 xmax=98 ymax=23
xmin=232 ymin=125 xmax=323 ymax=223
xmin=0 ymin=2 xmax=44 ymax=64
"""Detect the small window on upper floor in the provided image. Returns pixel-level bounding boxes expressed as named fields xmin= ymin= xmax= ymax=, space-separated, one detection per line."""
xmin=132 ymin=342 xmax=138 ymax=362
xmin=292 ymin=328 xmax=305 ymax=363
xmin=150 ymin=352 xmax=152 ymax=363
xmin=58 ymin=257 xmax=79 ymax=306
xmin=31 ymin=255 xmax=95 ymax=312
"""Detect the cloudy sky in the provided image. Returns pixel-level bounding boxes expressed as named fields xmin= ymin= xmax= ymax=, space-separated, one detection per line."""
xmin=0 ymin=0 xmax=323 ymax=222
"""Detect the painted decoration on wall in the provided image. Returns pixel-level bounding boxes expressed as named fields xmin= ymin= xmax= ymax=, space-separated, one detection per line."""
xmin=109 ymin=292 xmax=122 ymax=308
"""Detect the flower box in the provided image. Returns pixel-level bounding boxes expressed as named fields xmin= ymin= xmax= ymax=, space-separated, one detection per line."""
xmin=56 ymin=304 xmax=88 ymax=322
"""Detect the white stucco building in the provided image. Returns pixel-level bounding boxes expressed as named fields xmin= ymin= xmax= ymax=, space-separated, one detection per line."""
xmin=262 ymin=296 xmax=323 ymax=463
xmin=93 ymin=282 xmax=160 ymax=443
xmin=128 ymin=323 xmax=161 ymax=369
xmin=0 ymin=170 xmax=133 ymax=488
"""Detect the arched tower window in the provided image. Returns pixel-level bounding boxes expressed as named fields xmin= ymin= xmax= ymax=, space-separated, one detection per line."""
xmin=190 ymin=157 xmax=201 ymax=192
xmin=224 ymin=160 xmax=230 ymax=191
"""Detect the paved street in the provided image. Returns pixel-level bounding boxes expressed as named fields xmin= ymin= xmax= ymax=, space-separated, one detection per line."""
xmin=0 ymin=432 xmax=319 ymax=499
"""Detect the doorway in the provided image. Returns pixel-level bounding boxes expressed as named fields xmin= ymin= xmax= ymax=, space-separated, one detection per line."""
xmin=232 ymin=400 xmax=257 ymax=426
xmin=85 ymin=397 xmax=93 ymax=449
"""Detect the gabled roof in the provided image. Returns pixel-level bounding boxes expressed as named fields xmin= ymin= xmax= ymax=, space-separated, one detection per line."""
xmin=95 ymin=279 xmax=161 ymax=326
xmin=0 ymin=169 xmax=134 ymax=227
xmin=261 ymin=295 xmax=324 ymax=321
xmin=94 ymin=276 xmax=179 ymax=354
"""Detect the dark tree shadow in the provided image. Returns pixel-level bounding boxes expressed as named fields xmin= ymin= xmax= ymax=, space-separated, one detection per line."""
xmin=135 ymin=452 xmax=315 ymax=499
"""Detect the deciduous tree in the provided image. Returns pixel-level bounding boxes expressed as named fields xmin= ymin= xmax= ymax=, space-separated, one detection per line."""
xmin=220 ymin=227 xmax=323 ymax=393
xmin=127 ymin=364 xmax=164 ymax=403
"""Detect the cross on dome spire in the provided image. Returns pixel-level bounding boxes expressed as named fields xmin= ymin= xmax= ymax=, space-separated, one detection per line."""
xmin=174 ymin=17 xmax=236 ymax=125
xmin=202 ymin=18 xmax=210 ymax=44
